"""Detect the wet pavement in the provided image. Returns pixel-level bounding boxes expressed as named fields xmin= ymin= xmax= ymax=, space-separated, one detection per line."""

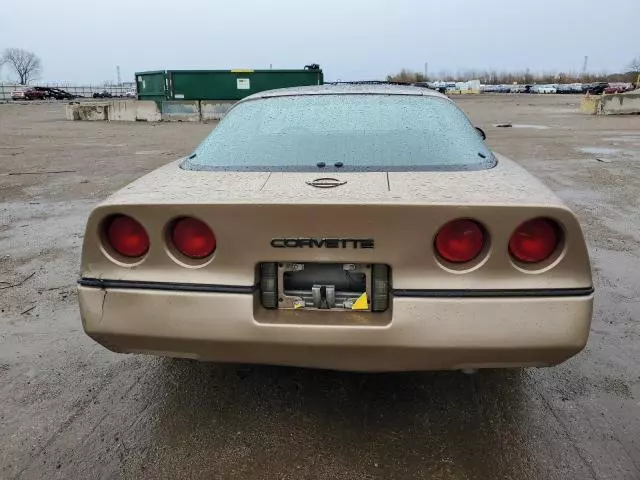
xmin=1 ymin=95 xmax=639 ymax=479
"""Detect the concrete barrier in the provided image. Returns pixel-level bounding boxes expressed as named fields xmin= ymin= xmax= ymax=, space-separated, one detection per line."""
xmin=106 ymin=100 xmax=162 ymax=121
xmin=201 ymin=101 xmax=234 ymax=121
xmin=65 ymin=99 xmax=233 ymax=122
xmin=66 ymin=102 xmax=109 ymax=121
xmin=135 ymin=101 xmax=161 ymax=121
xmin=66 ymin=100 xmax=162 ymax=121
xmin=161 ymin=101 xmax=201 ymax=122
xmin=108 ymin=100 xmax=137 ymax=121
xmin=600 ymin=93 xmax=640 ymax=115
xmin=580 ymin=95 xmax=601 ymax=115
xmin=65 ymin=103 xmax=75 ymax=120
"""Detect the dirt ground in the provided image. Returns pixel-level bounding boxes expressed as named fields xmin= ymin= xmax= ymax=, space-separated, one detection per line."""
xmin=1 ymin=95 xmax=639 ymax=480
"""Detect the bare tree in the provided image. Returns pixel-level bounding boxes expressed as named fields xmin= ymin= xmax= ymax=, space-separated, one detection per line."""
xmin=628 ymin=56 xmax=640 ymax=73
xmin=2 ymin=48 xmax=41 ymax=84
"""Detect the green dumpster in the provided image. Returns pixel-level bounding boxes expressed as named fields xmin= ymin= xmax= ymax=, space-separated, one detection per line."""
xmin=135 ymin=68 xmax=323 ymax=101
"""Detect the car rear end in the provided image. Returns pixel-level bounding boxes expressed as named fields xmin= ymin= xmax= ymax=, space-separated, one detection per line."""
xmin=78 ymin=87 xmax=593 ymax=371
xmin=10 ymin=89 xmax=26 ymax=100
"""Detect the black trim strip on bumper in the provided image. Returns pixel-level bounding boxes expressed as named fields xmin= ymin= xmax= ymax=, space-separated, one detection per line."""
xmin=79 ymin=278 xmax=593 ymax=298
xmin=392 ymin=287 xmax=594 ymax=298
xmin=78 ymin=278 xmax=256 ymax=294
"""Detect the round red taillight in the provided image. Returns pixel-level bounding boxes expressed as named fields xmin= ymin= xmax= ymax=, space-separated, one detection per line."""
xmin=509 ymin=218 xmax=559 ymax=263
xmin=106 ymin=215 xmax=149 ymax=258
xmin=435 ymin=219 xmax=485 ymax=263
xmin=171 ymin=217 xmax=216 ymax=259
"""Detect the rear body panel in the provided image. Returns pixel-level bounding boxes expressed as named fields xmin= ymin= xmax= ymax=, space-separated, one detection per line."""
xmin=102 ymin=154 xmax=561 ymax=206
xmin=79 ymin=286 xmax=593 ymax=372
xmin=82 ymin=201 xmax=590 ymax=291
xmin=80 ymin=156 xmax=591 ymax=292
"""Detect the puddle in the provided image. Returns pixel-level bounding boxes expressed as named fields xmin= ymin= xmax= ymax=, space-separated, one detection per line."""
xmin=135 ymin=150 xmax=165 ymax=155
xmin=511 ymin=124 xmax=550 ymax=130
xmin=75 ymin=143 xmax=128 ymax=147
xmin=603 ymin=137 xmax=640 ymax=144
xmin=493 ymin=124 xmax=550 ymax=129
xmin=579 ymin=147 xmax=621 ymax=156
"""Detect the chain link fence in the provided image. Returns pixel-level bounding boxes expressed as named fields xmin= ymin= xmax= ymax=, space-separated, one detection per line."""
xmin=0 ymin=83 xmax=136 ymax=101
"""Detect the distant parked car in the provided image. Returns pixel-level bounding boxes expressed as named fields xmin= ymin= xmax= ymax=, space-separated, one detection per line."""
xmin=32 ymin=86 xmax=76 ymax=100
xmin=444 ymin=83 xmax=459 ymax=94
xmin=10 ymin=88 xmax=27 ymax=100
xmin=556 ymin=84 xmax=582 ymax=94
xmin=569 ymin=83 xmax=583 ymax=94
xmin=93 ymin=90 xmax=113 ymax=99
xmin=11 ymin=88 xmax=47 ymax=100
xmin=124 ymin=90 xmax=136 ymax=98
xmin=604 ymin=84 xmax=632 ymax=94
xmin=11 ymin=88 xmax=46 ymax=100
xmin=26 ymin=88 xmax=47 ymax=100
xmin=604 ymin=86 xmax=622 ymax=94
xmin=531 ymin=85 xmax=557 ymax=94
xmin=49 ymin=89 xmax=76 ymax=100
xmin=583 ymin=83 xmax=608 ymax=95
xmin=509 ymin=84 xmax=527 ymax=93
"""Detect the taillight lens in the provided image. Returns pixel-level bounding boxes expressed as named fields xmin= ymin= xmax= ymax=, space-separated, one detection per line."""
xmin=106 ymin=215 xmax=149 ymax=258
xmin=171 ymin=217 xmax=216 ymax=259
xmin=435 ymin=219 xmax=485 ymax=263
xmin=509 ymin=218 xmax=559 ymax=263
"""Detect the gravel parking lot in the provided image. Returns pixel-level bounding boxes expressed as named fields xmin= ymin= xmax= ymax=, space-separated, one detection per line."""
xmin=1 ymin=95 xmax=639 ymax=480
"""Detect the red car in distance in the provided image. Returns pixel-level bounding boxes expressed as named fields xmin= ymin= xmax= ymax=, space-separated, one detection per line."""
xmin=10 ymin=88 xmax=47 ymax=100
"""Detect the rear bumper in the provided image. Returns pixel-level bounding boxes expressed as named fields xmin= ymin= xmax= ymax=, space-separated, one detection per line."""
xmin=78 ymin=284 xmax=593 ymax=372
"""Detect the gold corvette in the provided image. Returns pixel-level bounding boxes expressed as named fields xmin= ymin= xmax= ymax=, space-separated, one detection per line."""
xmin=78 ymin=85 xmax=593 ymax=372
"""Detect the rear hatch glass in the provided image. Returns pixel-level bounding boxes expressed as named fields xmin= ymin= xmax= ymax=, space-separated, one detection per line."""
xmin=183 ymin=94 xmax=496 ymax=173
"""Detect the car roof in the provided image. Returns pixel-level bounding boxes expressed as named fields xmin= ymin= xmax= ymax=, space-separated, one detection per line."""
xmin=241 ymin=83 xmax=449 ymax=102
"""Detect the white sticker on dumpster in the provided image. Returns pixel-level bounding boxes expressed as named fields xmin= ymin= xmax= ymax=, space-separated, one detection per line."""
xmin=237 ymin=78 xmax=250 ymax=90
xmin=174 ymin=93 xmax=185 ymax=99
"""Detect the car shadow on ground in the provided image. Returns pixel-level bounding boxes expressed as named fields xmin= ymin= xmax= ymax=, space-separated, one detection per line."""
xmin=127 ymin=359 xmax=539 ymax=478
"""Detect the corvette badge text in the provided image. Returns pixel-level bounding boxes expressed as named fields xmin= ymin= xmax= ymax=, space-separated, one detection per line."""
xmin=270 ymin=238 xmax=374 ymax=249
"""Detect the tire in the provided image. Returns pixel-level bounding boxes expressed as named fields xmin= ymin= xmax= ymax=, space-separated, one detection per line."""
xmin=371 ymin=264 xmax=389 ymax=312
xmin=260 ymin=263 xmax=278 ymax=309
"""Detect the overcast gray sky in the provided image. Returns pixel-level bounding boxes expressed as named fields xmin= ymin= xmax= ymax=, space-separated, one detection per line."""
xmin=2 ymin=0 xmax=639 ymax=84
